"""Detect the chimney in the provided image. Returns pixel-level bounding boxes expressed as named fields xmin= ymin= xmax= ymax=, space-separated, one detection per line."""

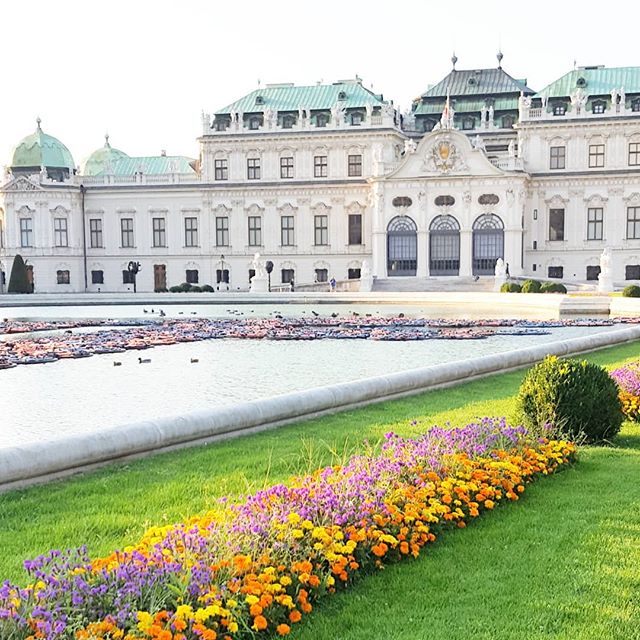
xmin=161 ymin=149 xmax=166 ymax=157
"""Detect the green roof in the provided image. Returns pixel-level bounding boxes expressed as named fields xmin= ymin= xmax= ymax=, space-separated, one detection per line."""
xmin=419 ymin=68 xmax=534 ymax=99
xmin=11 ymin=119 xmax=75 ymax=170
xmin=216 ymin=80 xmax=388 ymax=114
xmin=535 ymin=66 xmax=640 ymax=99
xmin=91 ymin=155 xmax=196 ymax=176
xmin=415 ymin=96 xmax=519 ymax=115
xmin=81 ymin=135 xmax=129 ymax=176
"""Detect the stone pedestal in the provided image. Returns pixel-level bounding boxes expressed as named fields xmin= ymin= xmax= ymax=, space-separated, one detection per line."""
xmin=249 ymin=275 xmax=269 ymax=293
xmin=359 ymin=275 xmax=374 ymax=292
xmin=598 ymin=272 xmax=614 ymax=293
xmin=493 ymin=274 xmax=507 ymax=292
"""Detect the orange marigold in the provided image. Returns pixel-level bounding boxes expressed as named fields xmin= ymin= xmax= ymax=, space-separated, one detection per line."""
xmin=276 ymin=623 xmax=291 ymax=636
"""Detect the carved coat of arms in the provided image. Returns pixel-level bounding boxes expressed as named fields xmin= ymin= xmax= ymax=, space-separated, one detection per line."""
xmin=426 ymin=137 xmax=466 ymax=174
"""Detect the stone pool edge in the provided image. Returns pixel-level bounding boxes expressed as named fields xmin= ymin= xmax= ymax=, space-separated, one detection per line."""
xmin=2 ymin=325 xmax=639 ymax=492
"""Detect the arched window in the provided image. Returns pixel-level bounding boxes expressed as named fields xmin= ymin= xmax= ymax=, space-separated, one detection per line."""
xmin=472 ymin=214 xmax=504 ymax=275
xmin=502 ymin=115 xmax=514 ymax=129
xmin=350 ymin=112 xmax=363 ymax=125
xmin=632 ymin=99 xmax=640 ymax=113
xmin=552 ymin=103 xmax=567 ymax=116
xmin=429 ymin=215 xmax=460 ymax=276
xmin=387 ymin=216 xmax=417 ymax=276
xmin=592 ymin=100 xmax=606 ymax=114
xmin=316 ymin=113 xmax=329 ymax=128
xmin=282 ymin=114 xmax=295 ymax=129
xmin=249 ymin=116 xmax=262 ymax=130
xmin=462 ymin=117 xmax=475 ymax=130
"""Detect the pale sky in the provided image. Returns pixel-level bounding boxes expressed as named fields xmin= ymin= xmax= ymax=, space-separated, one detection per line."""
xmin=2 ymin=0 xmax=638 ymax=168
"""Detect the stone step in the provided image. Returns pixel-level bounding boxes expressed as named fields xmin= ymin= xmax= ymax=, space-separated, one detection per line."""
xmin=372 ymin=277 xmax=495 ymax=292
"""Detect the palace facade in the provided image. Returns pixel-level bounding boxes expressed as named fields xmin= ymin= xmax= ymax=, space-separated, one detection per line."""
xmin=1 ymin=59 xmax=640 ymax=293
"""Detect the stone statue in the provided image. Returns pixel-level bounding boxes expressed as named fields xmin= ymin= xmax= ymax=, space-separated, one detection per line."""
xmin=508 ymin=140 xmax=515 ymax=157
xmin=472 ymin=135 xmax=485 ymax=150
xmin=252 ymin=252 xmax=266 ymax=278
xmin=488 ymin=105 xmax=494 ymax=124
xmin=403 ymin=138 xmax=417 ymax=154
xmin=365 ymin=103 xmax=373 ymax=120
xmin=494 ymin=258 xmax=506 ymax=277
xmin=331 ymin=104 xmax=345 ymax=126
xmin=600 ymin=247 xmax=611 ymax=273
xmin=361 ymin=259 xmax=372 ymax=277
xmin=480 ymin=105 xmax=487 ymax=125
xmin=610 ymin=88 xmax=619 ymax=107
xmin=298 ymin=106 xmax=305 ymax=124
xmin=598 ymin=247 xmax=614 ymax=293
xmin=620 ymin=87 xmax=626 ymax=110
xmin=230 ymin=109 xmax=237 ymax=124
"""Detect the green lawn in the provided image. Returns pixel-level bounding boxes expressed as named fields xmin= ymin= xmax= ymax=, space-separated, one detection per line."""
xmin=1 ymin=342 xmax=639 ymax=638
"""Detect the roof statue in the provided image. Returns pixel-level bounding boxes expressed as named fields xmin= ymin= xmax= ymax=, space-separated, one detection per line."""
xmin=434 ymin=93 xmax=455 ymax=130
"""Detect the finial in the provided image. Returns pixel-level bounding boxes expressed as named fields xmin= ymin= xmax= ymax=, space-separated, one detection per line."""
xmin=451 ymin=52 xmax=458 ymax=70
xmin=497 ymin=50 xmax=504 ymax=68
xmin=104 ymin=133 xmax=110 ymax=147
xmin=36 ymin=116 xmax=42 ymax=130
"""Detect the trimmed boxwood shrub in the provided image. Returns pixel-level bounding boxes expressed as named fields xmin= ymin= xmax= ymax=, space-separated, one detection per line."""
xmin=500 ymin=282 xmax=522 ymax=293
xmin=189 ymin=285 xmax=203 ymax=292
xmin=622 ymin=284 xmax=640 ymax=297
xmin=8 ymin=254 xmax=31 ymax=294
xmin=521 ymin=279 xmax=542 ymax=293
xmin=540 ymin=282 xmax=567 ymax=294
xmin=516 ymin=355 xmax=623 ymax=443
xmin=201 ymin=284 xmax=215 ymax=292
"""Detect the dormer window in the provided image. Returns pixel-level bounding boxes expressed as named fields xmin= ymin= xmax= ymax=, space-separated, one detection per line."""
xmin=249 ymin=116 xmax=262 ymax=130
xmin=338 ymin=91 xmax=347 ymax=100
xmin=316 ymin=113 xmax=329 ymax=128
xmin=215 ymin=118 xmax=228 ymax=131
xmin=632 ymin=98 xmax=640 ymax=112
xmin=502 ymin=115 xmax=514 ymax=129
xmin=467 ymin=77 xmax=477 ymax=87
xmin=282 ymin=114 xmax=295 ymax=129
xmin=576 ymin=77 xmax=587 ymax=88
xmin=552 ymin=103 xmax=567 ymax=116
xmin=255 ymin=96 xmax=264 ymax=105
xmin=351 ymin=112 xmax=363 ymax=125
xmin=462 ymin=117 xmax=475 ymax=130
xmin=592 ymin=100 xmax=606 ymax=114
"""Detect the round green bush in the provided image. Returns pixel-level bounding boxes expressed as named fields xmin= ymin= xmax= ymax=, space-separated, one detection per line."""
xmin=521 ymin=279 xmax=542 ymax=293
xmin=178 ymin=282 xmax=192 ymax=292
xmin=516 ymin=355 xmax=623 ymax=443
xmin=169 ymin=285 xmax=183 ymax=293
xmin=540 ymin=282 xmax=567 ymax=294
xmin=201 ymin=284 xmax=215 ymax=292
xmin=500 ymin=282 xmax=522 ymax=293
xmin=622 ymin=284 xmax=640 ymax=297
xmin=190 ymin=285 xmax=203 ymax=292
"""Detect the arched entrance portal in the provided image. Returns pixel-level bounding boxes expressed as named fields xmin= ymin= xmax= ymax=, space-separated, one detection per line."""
xmin=387 ymin=216 xmax=417 ymax=276
xmin=472 ymin=214 xmax=504 ymax=275
xmin=429 ymin=215 xmax=460 ymax=275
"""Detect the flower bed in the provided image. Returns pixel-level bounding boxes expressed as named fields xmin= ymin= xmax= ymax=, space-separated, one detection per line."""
xmin=611 ymin=361 xmax=640 ymax=421
xmin=0 ymin=419 xmax=576 ymax=640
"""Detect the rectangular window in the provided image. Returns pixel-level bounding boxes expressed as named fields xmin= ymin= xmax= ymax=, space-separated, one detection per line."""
xmin=186 ymin=269 xmax=199 ymax=284
xmin=315 ymin=268 xmax=328 ymax=283
xmin=589 ymin=144 xmax=605 ymax=168
xmin=54 ymin=218 xmax=68 ymax=247
xmin=626 ymin=265 xmax=640 ymax=280
xmin=247 ymin=158 xmax=261 ymax=180
xmin=56 ymin=269 xmax=70 ymax=285
xmin=586 ymin=266 xmax=601 ymax=281
xmin=281 ymin=268 xmax=295 ymax=284
xmin=280 ymin=156 xmax=294 ymax=179
xmin=348 ymin=154 xmax=363 ymax=177
xmin=627 ymin=207 xmax=640 ymax=239
xmin=549 ymin=208 xmax=565 ymax=241
xmin=152 ymin=217 xmax=166 ymax=247
xmin=314 ymin=214 xmax=329 ymax=245
xmin=122 ymin=270 xmax=135 ymax=284
xmin=314 ymin=155 xmax=328 ymax=178
xmin=629 ymin=142 xmax=640 ymax=166
xmin=214 ymin=159 xmax=228 ymax=181
xmin=281 ymin=216 xmax=295 ymax=246
xmin=91 ymin=270 xmax=104 ymax=284
xmin=89 ymin=218 xmax=103 ymax=248
xmin=215 ymin=216 xmax=229 ymax=246
xmin=20 ymin=218 xmax=33 ymax=247
xmin=248 ymin=216 xmax=262 ymax=246
xmin=121 ymin=218 xmax=134 ymax=248
xmin=348 ymin=268 xmax=361 ymax=279
xmin=587 ymin=207 xmax=603 ymax=240
xmin=548 ymin=266 xmax=564 ymax=279
xmin=184 ymin=217 xmax=198 ymax=247
xmin=348 ymin=214 xmax=362 ymax=245
xmin=549 ymin=146 xmax=565 ymax=170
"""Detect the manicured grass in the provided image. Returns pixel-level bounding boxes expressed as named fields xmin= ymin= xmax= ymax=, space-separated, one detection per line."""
xmin=1 ymin=341 xmax=640 ymax=638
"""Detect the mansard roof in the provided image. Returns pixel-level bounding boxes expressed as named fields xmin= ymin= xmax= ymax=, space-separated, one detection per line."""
xmin=535 ymin=66 xmax=640 ymax=99
xmin=419 ymin=67 xmax=534 ymax=99
xmin=87 ymin=155 xmax=196 ymax=176
xmin=215 ymin=80 xmax=388 ymax=114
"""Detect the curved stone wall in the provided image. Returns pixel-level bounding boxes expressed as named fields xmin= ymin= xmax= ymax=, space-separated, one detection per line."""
xmin=2 ymin=325 xmax=639 ymax=491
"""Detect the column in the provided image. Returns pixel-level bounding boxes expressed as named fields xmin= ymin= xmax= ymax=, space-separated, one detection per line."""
xmin=371 ymin=232 xmax=387 ymax=278
xmin=504 ymin=229 xmax=522 ymax=277
xmin=459 ymin=229 xmax=472 ymax=276
xmin=417 ymin=229 xmax=428 ymax=276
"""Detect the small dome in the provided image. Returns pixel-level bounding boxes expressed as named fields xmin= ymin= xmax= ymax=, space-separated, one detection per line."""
xmin=81 ymin=134 xmax=129 ymax=176
xmin=11 ymin=118 xmax=75 ymax=171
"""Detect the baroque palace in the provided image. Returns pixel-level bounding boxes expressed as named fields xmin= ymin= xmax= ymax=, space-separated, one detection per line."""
xmin=1 ymin=57 xmax=640 ymax=293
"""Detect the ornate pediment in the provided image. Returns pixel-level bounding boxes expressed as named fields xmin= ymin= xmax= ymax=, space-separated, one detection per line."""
xmin=423 ymin=135 xmax=468 ymax=174
xmin=2 ymin=176 xmax=43 ymax=192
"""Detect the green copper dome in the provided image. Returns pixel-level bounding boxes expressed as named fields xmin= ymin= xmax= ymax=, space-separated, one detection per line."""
xmin=11 ymin=118 xmax=75 ymax=171
xmin=81 ymin=135 xmax=129 ymax=176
